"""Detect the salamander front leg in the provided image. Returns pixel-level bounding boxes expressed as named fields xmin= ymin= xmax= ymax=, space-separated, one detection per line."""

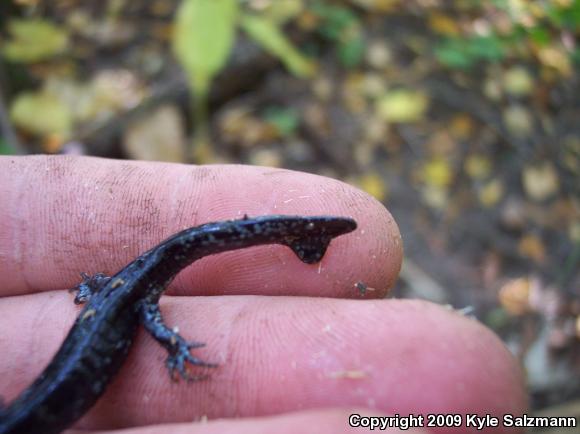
xmin=70 ymin=272 xmax=111 ymax=304
xmin=139 ymin=301 xmax=217 ymax=381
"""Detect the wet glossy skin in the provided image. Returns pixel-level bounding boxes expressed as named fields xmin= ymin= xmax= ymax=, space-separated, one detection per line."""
xmin=0 ymin=215 xmax=356 ymax=434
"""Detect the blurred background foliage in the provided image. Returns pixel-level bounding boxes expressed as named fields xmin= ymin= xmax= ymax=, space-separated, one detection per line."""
xmin=0 ymin=0 xmax=579 ymax=418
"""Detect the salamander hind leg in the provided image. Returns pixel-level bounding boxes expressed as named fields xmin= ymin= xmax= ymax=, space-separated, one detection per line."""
xmin=139 ymin=302 xmax=217 ymax=382
xmin=70 ymin=272 xmax=112 ymax=304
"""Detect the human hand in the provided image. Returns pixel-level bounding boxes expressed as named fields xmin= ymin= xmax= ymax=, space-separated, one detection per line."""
xmin=0 ymin=156 xmax=526 ymax=433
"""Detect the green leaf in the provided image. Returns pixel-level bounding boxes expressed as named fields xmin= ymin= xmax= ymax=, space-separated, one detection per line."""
xmin=338 ymin=31 xmax=365 ymax=68
xmin=527 ymin=26 xmax=551 ymax=46
xmin=467 ymin=35 xmax=504 ymax=62
xmin=0 ymin=138 xmax=15 ymax=155
xmin=311 ymin=2 xmax=358 ymax=41
xmin=240 ymin=13 xmax=315 ymax=78
xmin=435 ymin=35 xmax=505 ymax=69
xmin=263 ymin=106 xmax=299 ymax=136
xmin=2 ymin=19 xmax=68 ymax=63
xmin=572 ymin=47 xmax=580 ymax=64
xmin=435 ymin=39 xmax=473 ymax=69
xmin=263 ymin=0 xmax=304 ymax=24
xmin=10 ymin=91 xmax=72 ymax=138
xmin=172 ymin=0 xmax=239 ymax=96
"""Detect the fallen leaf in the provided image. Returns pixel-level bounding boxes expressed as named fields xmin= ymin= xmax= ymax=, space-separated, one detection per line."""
xmin=500 ymin=198 xmax=527 ymax=230
xmin=426 ymin=131 xmax=456 ymax=156
xmin=483 ymin=77 xmax=503 ymax=101
xmin=465 ymin=154 xmax=492 ymax=180
xmin=537 ymin=45 xmax=572 ymax=76
xmin=421 ymin=185 xmax=448 ymax=210
xmin=376 ymin=89 xmax=429 ymax=123
xmin=311 ymin=76 xmax=334 ymax=101
xmin=503 ymin=105 xmax=533 ymax=137
xmin=2 ymin=18 xmax=68 ymax=62
xmin=522 ymin=162 xmax=560 ymax=201
xmin=365 ymin=40 xmax=392 ymax=69
xmin=123 ymin=105 xmax=186 ymax=162
xmin=423 ymin=157 xmax=453 ymax=188
xmin=518 ymin=234 xmax=547 ymax=264
xmin=261 ymin=0 xmax=304 ymax=24
xmin=499 ymin=277 xmax=531 ymax=316
xmin=429 ymin=13 xmax=460 ymax=36
xmin=479 ymin=179 xmax=504 ymax=207
xmin=570 ymin=222 xmax=580 ymax=243
xmin=10 ymin=91 xmax=72 ymax=139
xmin=503 ymin=66 xmax=534 ymax=96
xmin=449 ymin=114 xmax=474 ymax=140
xmin=249 ymin=148 xmax=282 ymax=168
xmin=358 ymin=172 xmax=388 ymax=201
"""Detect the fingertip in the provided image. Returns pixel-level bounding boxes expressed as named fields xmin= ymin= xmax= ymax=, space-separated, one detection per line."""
xmin=379 ymin=299 xmax=528 ymax=418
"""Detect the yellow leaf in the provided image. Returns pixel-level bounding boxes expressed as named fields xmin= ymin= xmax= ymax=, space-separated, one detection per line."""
xmin=358 ymin=172 xmax=387 ymax=201
xmin=503 ymin=105 xmax=532 ymax=137
xmin=421 ymin=185 xmax=448 ymax=210
xmin=423 ymin=157 xmax=453 ymax=188
xmin=465 ymin=154 xmax=492 ymax=180
xmin=10 ymin=91 xmax=72 ymax=139
xmin=522 ymin=162 xmax=559 ymax=201
xmin=429 ymin=13 xmax=460 ymax=36
xmin=2 ymin=19 xmax=68 ymax=63
xmin=262 ymin=0 xmax=304 ymax=24
xmin=570 ymin=222 xmax=580 ymax=243
xmin=478 ymin=179 xmax=504 ymax=208
xmin=537 ymin=45 xmax=572 ymax=77
xmin=376 ymin=89 xmax=429 ymax=123
xmin=503 ymin=66 xmax=533 ymax=96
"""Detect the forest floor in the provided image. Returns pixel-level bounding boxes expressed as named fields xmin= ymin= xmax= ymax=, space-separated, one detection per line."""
xmin=1 ymin=0 xmax=579 ymax=417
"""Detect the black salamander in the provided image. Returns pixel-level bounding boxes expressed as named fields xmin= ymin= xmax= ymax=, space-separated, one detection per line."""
xmin=0 ymin=215 xmax=356 ymax=434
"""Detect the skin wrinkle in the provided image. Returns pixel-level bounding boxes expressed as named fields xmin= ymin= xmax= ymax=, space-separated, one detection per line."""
xmin=165 ymin=167 xmax=202 ymax=237
xmin=224 ymin=296 xmax=264 ymax=418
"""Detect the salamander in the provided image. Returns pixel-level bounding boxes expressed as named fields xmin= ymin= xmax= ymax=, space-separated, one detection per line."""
xmin=0 ymin=215 xmax=357 ymax=434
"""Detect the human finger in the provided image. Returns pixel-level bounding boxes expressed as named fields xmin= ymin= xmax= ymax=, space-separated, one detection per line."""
xmin=0 ymin=293 xmax=526 ymax=432
xmin=0 ymin=156 xmax=401 ymax=299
